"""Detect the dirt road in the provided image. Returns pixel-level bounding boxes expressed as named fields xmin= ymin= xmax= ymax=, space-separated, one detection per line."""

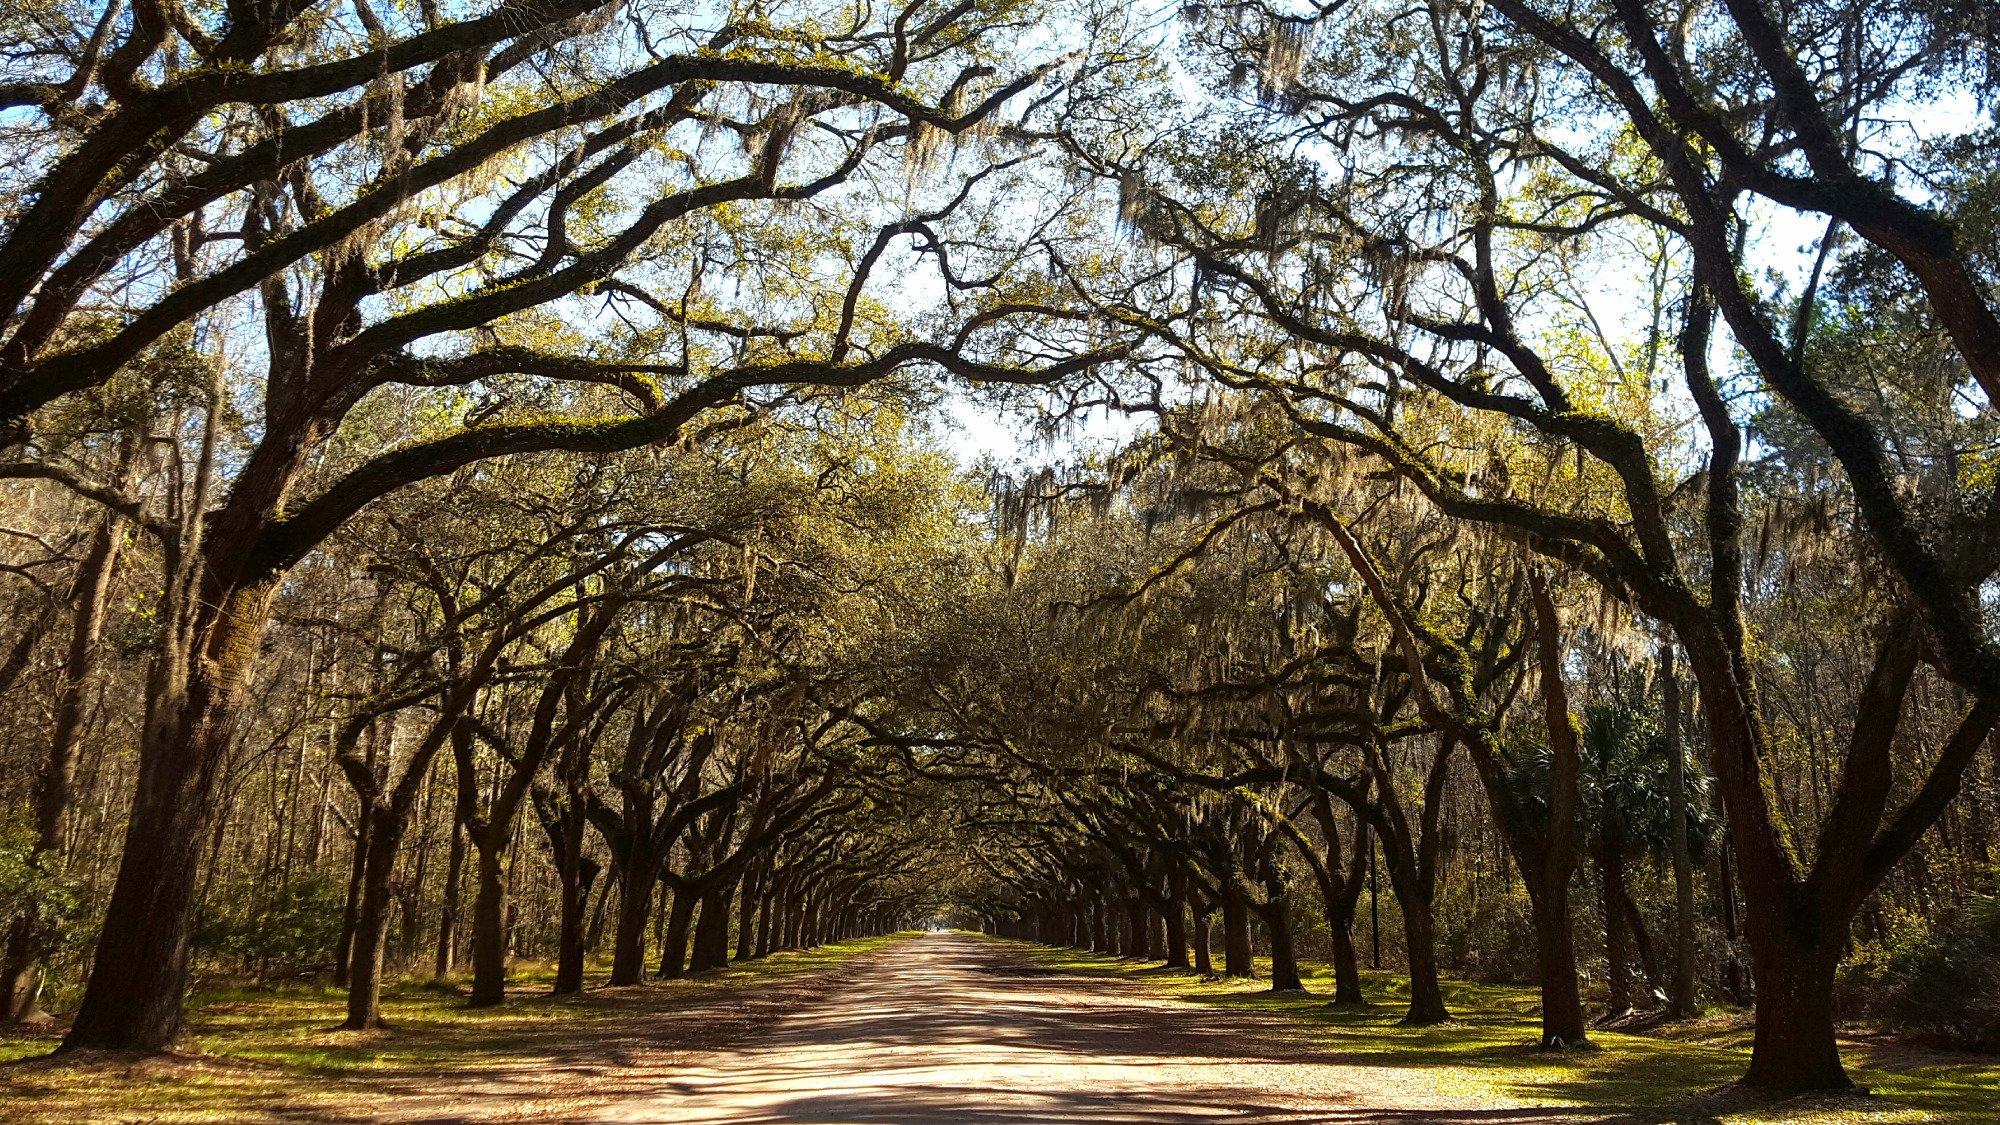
xmin=7 ymin=932 xmax=1947 ymax=1122
xmin=608 ymin=932 xmax=1550 ymax=1124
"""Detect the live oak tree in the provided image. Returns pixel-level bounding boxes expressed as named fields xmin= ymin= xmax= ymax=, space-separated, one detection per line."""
xmin=0 ymin=0 xmax=1134 ymax=1049
xmin=3 ymin=0 xmax=1998 ymax=1096
xmin=1044 ymin=0 xmax=2000 ymax=1087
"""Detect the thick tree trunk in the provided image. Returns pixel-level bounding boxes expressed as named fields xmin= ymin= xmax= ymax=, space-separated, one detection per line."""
xmin=552 ymin=859 xmax=598 ymax=995
xmin=342 ymin=812 xmax=405 ymax=1029
xmin=1390 ymin=866 xmax=1450 ymax=1025
xmin=1260 ymin=886 xmax=1303 ymax=992
xmin=1687 ymin=638 xmax=1859 ymax=1088
xmin=62 ymin=580 xmax=269 ymax=1054
xmin=333 ymin=808 xmax=371 ymax=990
xmin=1598 ymin=838 xmax=1634 ymax=1015
xmin=61 ymin=714 xmax=226 ymax=1051
xmin=1528 ymin=879 xmax=1590 ymax=1048
xmin=1124 ymin=900 xmax=1147 ymax=960
xmin=1664 ymin=650 xmax=1698 ymax=1017
xmin=609 ymin=854 xmax=657 ymax=985
xmin=467 ymin=844 xmax=508 ymax=1007
xmin=658 ymin=887 xmax=698 ymax=979
xmin=810 ymin=894 xmax=831 ymax=947
xmin=0 ymin=935 xmax=39 ymax=1023
xmin=689 ymin=883 xmax=733 ymax=972
xmin=800 ymin=897 xmax=816 ymax=948
xmin=754 ymin=879 xmax=776 ymax=957
xmin=1740 ymin=929 xmax=1849 ymax=1092
xmin=1308 ymin=819 xmax=1368 ymax=1006
xmin=782 ymin=889 xmax=805 ymax=950
xmin=1328 ymin=911 xmax=1365 ymax=1006
xmin=435 ymin=812 xmax=466 ymax=980
xmin=1522 ymin=571 xmax=1588 ymax=1049
xmin=585 ymin=859 xmax=615 ymax=955
xmin=1220 ymin=890 xmax=1253 ymax=977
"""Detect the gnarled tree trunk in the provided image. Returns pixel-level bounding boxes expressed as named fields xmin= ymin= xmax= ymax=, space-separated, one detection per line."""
xmin=467 ymin=844 xmax=509 ymax=1007
xmin=62 ymin=573 xmax=277 ymax=1052
xmin=658 ymin=886 xmax=698 ymax=979
xmin=1220 ymin=887 xmax=1253 ymax=977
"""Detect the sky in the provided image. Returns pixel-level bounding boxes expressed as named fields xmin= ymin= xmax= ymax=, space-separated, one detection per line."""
xmin=933 ymin=391 xmax=1151 ymax=471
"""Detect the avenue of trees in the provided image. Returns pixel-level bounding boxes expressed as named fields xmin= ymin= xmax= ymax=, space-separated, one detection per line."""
xmin=1 ymin=0 xmax=1997 ymax=1100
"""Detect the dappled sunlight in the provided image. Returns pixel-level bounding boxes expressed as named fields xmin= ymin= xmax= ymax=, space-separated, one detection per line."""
xmin=0 ymin=939 xmax=899 ymax=1122
xmin=600 ymin=935 xmax=1598 ymax=1124
xmin=1019 ymin=946 xmax=1996 ymax=1124
xmin=1 ymin=0 xmax=1996 ymax=1114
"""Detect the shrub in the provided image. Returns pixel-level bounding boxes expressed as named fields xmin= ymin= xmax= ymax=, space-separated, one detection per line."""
xmin=0 ymin=817 xmax=83 ymax=958
xmin=1436 ymin=881 xmax=1538 ymax=984
xmin=195 ymin=872 xmax=346 ymax=978
xmin=1864 ymin=895 xmax=2000 ymax=1050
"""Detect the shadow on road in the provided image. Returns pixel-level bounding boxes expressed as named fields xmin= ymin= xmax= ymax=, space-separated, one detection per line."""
xmin=573 ymin=936 xmax=1721 ymax=1125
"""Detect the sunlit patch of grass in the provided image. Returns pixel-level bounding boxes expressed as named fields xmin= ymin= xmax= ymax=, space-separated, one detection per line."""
xmin=1019 ymin=943 xmax=2000 ymax=1124
xmin=0 ymin=934 xmax=901 ymax=1123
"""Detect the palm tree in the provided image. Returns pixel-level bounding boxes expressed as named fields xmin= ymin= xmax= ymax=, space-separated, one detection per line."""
xmin=1579 ymin=698 xmax=1717 ymax=1015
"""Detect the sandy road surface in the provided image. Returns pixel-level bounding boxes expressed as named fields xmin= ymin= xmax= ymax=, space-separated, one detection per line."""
xmin=605 ymin=933 xmax=1560 ymax=1124
xmin=0 ymin=932 xmax=1603 ymax=1124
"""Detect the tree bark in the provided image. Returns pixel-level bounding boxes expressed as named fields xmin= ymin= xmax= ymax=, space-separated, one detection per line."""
xmin=1598 ymin=836 xmax=1634 ymax=1016
xmin=1220 ymin=888 xmax=1253 ymax=977
xmin=1161 ymin=874 xmax=1190 ymax=969
xmin=1527 ymin=876 xmax=1590 ymax=1047
xmin=1664 ymin=647 xmax=1698 ymax=1017
xmin=754 ymin=878 xmax=775 ymax=958
xmin=1124 ymin=899 xmax=1147 ymax=960
xmin=1328 ymin=908 xmax=1364 ymax=1006
xmin=343 ymin=815 xmax=403 ymax=1029
xmin=434 ymin=821 xmax=465 ymax=980
xmin=333 ymin=804 xmax=371 ymax=990
xmin=1191 ymin=908 xmax=1213 ymax=975
xmin=735 ymin=865 xmax=760 ymax=962
xmin=1740 ymin=926 xmax=1849 ymax=1092
xmin=1395 ymin=874 xmax=1450 ymax=1025
xmin=689 ymin=881 xmax=733 ymax=972
xmin=658 ymin=886 xmax=697 ymax=979
xmin=62 ymin=578 xmax=276 ymax=1052
xmin=467 ymin=844 xmax=508 ymax=1006
xmin=1259 ymin=879 xmax=1303 ymax=992
xmin=551 ymin=857 xmax=598 ymax=995
xmin=1525 ymin=571 xmax=1589 ymax=1048
xmin=782 ymin=888 xmax=805 ymax=950
xmin=609 ymin=858 xmax=658 ymax=985
xmin=1305 ymin=796 xmax=1369 ymax=1007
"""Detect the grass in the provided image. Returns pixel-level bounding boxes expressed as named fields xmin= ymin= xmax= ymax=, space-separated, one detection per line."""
xmin=0 ymin=935 xmax=897 ymax=1123
xmin=1013 ymin=941 xmax=2000 ymax=1124
xmin=10 ymin=933 xmax=1991 ymax=1123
